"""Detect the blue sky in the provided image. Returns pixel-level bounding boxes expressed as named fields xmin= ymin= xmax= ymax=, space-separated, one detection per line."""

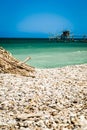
xmin=0 ymin=0 xmax=87 ymax=38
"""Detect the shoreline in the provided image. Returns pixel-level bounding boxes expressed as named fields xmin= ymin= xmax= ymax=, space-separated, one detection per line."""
xmin=0 ymin=64 xmax=87 ymax=130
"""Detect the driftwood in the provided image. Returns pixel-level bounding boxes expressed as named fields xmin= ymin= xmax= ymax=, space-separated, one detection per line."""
xmin=0 ymin=47 xmax=35 ymax=77
xmin=18 ymin=56 xmax=31 ymax=65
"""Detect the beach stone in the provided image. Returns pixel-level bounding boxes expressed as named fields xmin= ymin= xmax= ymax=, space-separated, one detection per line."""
xmin=0 ymin=64 xmax=87 ymax=130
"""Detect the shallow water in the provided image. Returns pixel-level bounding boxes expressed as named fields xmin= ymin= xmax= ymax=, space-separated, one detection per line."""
xmin=1 ymin=40 xmax=87 ymax=68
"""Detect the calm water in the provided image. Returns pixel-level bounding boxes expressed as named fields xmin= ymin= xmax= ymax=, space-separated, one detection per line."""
xmin=0 ymin=40 xmax=87 ymax=68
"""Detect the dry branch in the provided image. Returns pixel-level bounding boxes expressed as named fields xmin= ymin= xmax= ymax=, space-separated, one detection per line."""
xmin=0 ymin=47 xmax=35 ymax=77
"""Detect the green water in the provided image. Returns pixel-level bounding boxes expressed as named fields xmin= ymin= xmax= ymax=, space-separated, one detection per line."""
xmin=0 ymin=40 xmax=87 ymax=68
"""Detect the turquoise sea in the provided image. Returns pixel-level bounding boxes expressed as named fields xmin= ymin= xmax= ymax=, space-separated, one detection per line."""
xmin=0 ymin=39 xmax=87 ymax=68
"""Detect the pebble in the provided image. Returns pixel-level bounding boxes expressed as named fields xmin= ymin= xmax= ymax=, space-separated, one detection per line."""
xmin=0 ymin=64 xmax=87 ymax=130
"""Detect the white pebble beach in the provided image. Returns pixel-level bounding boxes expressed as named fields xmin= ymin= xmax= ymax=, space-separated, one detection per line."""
xmin=0 ymin=64 xmax=87 ymax=130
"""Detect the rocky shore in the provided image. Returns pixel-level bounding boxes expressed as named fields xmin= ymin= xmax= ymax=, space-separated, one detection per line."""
xmin=0 ymin=64 xmax=87 ymax=130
